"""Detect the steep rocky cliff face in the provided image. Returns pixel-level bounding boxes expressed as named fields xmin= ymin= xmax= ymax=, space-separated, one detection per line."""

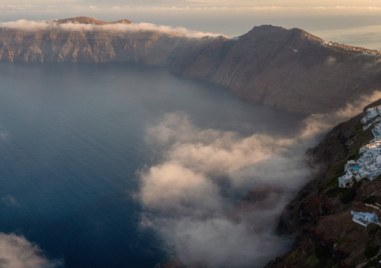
xmin=267 ymin=99 xmax=381 ymax=267
xmin=169 ymin=25 xmax=381 ymax=115
xmin=1 ymin=17 xmax=381 ymax=115
xmin=0 ymin=21 xmax=217 ymax=66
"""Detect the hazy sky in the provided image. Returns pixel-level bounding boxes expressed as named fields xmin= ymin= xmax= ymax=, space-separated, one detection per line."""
xmin=1 ymin=0 xmax=381 ymax=48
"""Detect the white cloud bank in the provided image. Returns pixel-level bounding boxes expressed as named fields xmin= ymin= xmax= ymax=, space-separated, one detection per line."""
xmin=138 ymin=91 xmax=381 ymax=267
xmin=138 ymin=113 xmax=313 ymax=267
xmin=0 ymin=233 xmax=59 ymax=268
xmin=0 ymin=20 xmax=223 ymax=38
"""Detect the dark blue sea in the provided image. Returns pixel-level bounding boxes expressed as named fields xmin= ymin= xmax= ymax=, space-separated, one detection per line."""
xmin=0 ymin=63 xmax=302 ymax=267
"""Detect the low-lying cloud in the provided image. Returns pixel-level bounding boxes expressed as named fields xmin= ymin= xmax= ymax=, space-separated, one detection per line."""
xmin=139 ymin=113 xmax=312 ymax=267
xmin=0 ymin=20 xmax=224 ymax=38
xmin=0 ymin=233 xmax=59 ymax=268
xmin=138 ymin=91 xmax=381 ymax=267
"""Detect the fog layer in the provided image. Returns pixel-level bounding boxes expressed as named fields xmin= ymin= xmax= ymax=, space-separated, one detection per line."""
xmin=0 ymin=20 xmax=223 ymax=38
xmin=138 ymin=91 xmax=381 ymax=267
xmin=0 ymin=233 xmax=59 ymax=268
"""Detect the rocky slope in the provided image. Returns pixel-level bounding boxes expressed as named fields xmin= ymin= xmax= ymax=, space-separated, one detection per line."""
xmin=169 ymin=25 xmax=381 ymax=115
xmin=266 ymin=99 xmax=381 ymax=267
xmin=0 ymin=17 xmax=381 ymax=115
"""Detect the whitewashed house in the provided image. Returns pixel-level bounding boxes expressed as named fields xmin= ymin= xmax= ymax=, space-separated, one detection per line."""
xmin=338 ymin=106 xmax=381 ymax=187
xmin=351 ymin=211 xmax=379 ymax=227
xmin=338 ymin=173 xmax=354 ymax=188
xmin=372 ymin=123 xmax=381 ymax=139
xmin=361 ymin=106 xmax=381 ymax=125
xmin=360 ymin=140 xmax=381 ymax=154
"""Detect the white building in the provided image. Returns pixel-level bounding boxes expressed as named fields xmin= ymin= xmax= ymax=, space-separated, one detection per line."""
xmin=339 ymin=173 xmax=354 ymax=188
xmin=361 ymin=106 xmax=381 ymax=126
xmin=338 ymin=108 xmax=381 ymax=188
xmin=351 ymin=211 xmax=379 ymax=227
xmin=360 ymin=140 xmax=381 ymax=154
xmin=372 ymin=123 xmax=381 ymax=139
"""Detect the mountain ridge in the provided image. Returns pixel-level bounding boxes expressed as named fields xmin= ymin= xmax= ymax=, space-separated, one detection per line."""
xmin=0 ymin=17 xmax=380 ymax=116
xmin=168 ymin=23 xmax=381 ymax=115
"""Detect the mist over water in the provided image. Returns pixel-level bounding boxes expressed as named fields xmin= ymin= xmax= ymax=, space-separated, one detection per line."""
xmin=0 ymin=62 xmax=378 ymax=268
xmin=1 ymin=60 xmax=380 ymax=268
xmin=0 ymin=63 xmax=310 ymax=267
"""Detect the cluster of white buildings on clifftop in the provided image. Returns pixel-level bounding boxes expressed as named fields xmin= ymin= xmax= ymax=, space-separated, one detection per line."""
xmin=338 ymin=106 xmax=381 ymax=227
xmin=338 ymin=106 xmax=381 ymax=188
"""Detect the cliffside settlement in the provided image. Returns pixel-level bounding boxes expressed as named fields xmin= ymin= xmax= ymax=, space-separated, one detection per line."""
xmin=338 ymin=106 xmax=381 ymax=189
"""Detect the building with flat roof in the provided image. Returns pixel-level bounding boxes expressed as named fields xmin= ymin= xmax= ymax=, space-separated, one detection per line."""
xmin=351 ymin=211 xmax=379 ymax=227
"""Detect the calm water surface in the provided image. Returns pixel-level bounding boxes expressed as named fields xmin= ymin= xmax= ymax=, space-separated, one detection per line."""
xmin=0 ymin=63 xmax=302 ymax=267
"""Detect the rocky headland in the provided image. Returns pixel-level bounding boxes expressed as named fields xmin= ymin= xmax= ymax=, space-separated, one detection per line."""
xmin=1 ymin=17 xmax=381 ymax=115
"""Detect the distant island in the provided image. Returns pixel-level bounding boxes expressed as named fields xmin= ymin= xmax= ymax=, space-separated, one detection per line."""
xmin=0 ymin=16 xmax=380 ymax=116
